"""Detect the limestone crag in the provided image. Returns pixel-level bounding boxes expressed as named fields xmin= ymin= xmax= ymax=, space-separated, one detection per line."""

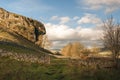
xmin=0 ymin=8 xmax=46 ymax=46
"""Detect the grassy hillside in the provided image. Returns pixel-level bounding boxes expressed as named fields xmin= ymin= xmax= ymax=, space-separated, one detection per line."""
xmin=0 ymin=56 xmax=120 ymax=80
xmin=0 ymin=28 xmax=51 ymax=54
xmin=0 ymin=28 xmax=52 ymax=64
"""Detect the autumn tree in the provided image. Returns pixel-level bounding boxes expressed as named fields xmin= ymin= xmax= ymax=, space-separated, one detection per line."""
xmin=61 ymin=42 xmax=90 ymax=58
xmin=61 ymin=43 xmax=73 ymax=57
xmin=103 ymin=17 xmax=120 ymax=68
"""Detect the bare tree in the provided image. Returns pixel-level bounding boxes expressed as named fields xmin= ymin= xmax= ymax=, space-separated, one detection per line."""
xmin=42 ymin=35 xmax=52 ymax=49
xmin=103 ymin=17 xmax=120 ymax=68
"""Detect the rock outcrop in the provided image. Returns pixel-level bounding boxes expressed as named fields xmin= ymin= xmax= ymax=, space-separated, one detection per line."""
xmin=0 ymin=8 xmax=46 ymax=46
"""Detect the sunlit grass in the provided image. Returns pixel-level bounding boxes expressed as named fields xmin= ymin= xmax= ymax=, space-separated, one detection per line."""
xmin=0 ymin=41 xmax=40 ymax=55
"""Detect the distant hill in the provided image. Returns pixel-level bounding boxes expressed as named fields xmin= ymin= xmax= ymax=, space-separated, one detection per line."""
xmin=0 ymin=8 xmax=52 ymax=63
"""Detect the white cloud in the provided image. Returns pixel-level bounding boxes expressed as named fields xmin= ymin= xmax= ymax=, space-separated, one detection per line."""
xmin=50 ymin=14 xmax=101 ymax=25
xmin=45 ymin=23 xmax=103 ymax=49
xmin=50 ymin=16 xmax=71 ymax=24
xmin=78 ymin=28 xmax=102 ymax=40
xmin=45 ymin=23 xmax=79 ymax=40
xmin=77 ymin=13 xmax=102 ymax=25
xmin=60 ymin=17 xmax=70 ymax=24
xmin=45 ymin=23 xmax=102 ymax=41
xmin=73 ymin=16 xmax=79 ymax=20
xmin=50 ymin=16 xmax=59 ymax=20
xmin=79 ymin=0 xmax=120 ymax=13
xmin=105 ymin=7 xmax=118 ymax=14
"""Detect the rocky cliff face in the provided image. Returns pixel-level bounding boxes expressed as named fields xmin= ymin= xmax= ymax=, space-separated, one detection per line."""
xmin=0 ymin=8 xmax=46 ymax=46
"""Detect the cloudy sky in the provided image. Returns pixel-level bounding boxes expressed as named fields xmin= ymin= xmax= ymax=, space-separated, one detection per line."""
xmin=0 ymin=0 xmax=120 ymax=49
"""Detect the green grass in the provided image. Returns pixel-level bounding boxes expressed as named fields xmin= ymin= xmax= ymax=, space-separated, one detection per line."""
xmin=0 ymin=41 xmax=41 ymax=55
xmin=0 ymin=56 xmax=120 ymax=80
xmin=0 ymin=56 xmax=65 ymax=80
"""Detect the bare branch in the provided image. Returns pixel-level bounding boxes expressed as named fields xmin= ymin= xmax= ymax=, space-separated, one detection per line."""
xmin=102 ymin=17 xmax=120 ymax=69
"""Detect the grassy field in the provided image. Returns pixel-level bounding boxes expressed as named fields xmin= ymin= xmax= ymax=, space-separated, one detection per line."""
xmin=0 ymin=56 xmax=120 ymax=80
xmin=0 ymin=29 xmax=120 ymax=80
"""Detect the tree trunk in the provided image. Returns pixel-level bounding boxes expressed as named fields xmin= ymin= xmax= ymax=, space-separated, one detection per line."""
xmin=113 ymin=51 xmax=119 ymax=69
